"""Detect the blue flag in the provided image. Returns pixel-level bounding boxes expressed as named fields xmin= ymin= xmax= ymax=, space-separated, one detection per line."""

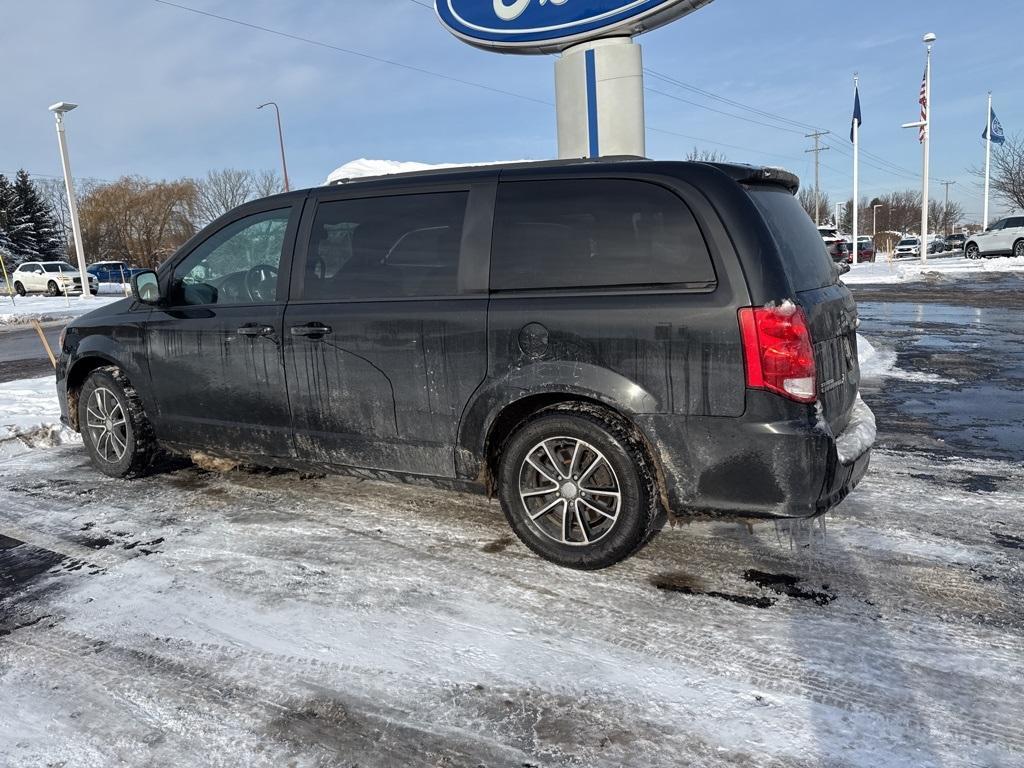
xmin=983 ymin=107 xmax=1005 ymax=145
xmin=850 ymin=86 xmax=862 ymax=143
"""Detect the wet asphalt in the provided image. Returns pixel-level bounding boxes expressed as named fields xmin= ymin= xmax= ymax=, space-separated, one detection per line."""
xmin=0 ymin=323 xmax=62 ymax=383
xmin=851 ymin=273 xmax=1024 ymax=462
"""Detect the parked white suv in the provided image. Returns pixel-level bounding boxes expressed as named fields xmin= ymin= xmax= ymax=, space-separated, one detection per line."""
xmin=964 ymin=216 xmax=1024 ymax=259
xmin=894 ymin=237 xmax=921 ymax=258
xmin=12 ymin=261 xmax=99 ymax=296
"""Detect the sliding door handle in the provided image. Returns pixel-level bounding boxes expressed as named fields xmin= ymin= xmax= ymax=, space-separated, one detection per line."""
xmin=290 ymin=323 xmax=332 ymax=338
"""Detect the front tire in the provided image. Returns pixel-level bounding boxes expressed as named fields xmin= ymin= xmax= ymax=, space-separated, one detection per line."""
xmin=80 ymin=367 xmax=157 ymax=478
xmin=46 ymin=280 xmax=60 ymax=297
xmin=497 ymin=405 xmax=661 ymax=570
xmin=1014 ymin=240 xmax=1024 ymax=259
xmin=13 ymin=281 xmax=26 ymax=296
xmin=965 ymin=243 xmax=980 ymax=260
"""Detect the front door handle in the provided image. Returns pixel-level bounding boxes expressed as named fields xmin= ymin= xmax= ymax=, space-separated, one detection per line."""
xmin=290 ymin=323 xmax=332 ymax=338
xmin=236 ymin=324 xmax=275 ymax=337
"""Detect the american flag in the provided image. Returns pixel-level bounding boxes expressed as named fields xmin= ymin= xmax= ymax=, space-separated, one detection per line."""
xmin=918 ymin=66 xmax=928 ymax=143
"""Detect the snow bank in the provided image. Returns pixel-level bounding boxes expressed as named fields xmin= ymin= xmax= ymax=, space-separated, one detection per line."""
xmin=0 ymin=290 xmax=123 ymax=327
xmin=842 ymin=253 xmax=1024 ymax=285
xmin=0 ymin=376 xmax=78 ymax=459
xmin=325 ymin=157 xmax=531 ymax=185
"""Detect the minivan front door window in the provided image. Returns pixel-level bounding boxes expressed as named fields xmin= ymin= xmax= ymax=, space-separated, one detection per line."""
xmin=171 ymin=209 xmax=290 ymax=305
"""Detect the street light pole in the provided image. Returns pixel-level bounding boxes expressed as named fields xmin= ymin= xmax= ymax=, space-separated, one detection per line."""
xmin=258 ymin=102 xmax=291 ymax=192
xmin=873 ymin=204 xmax=883 ymax=236
xmin=48 ymin=102 xmax=90 ymax=299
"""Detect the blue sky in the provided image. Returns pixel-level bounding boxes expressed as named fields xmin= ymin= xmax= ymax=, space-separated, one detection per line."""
xmin=2 ymin=0 xmax=1020 ymax=222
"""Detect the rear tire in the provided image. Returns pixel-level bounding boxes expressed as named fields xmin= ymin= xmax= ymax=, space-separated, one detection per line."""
xmin=13 ymin=282 xmax=25 ymax=296
xmin=497 ymin=404 xmax=662 ymax=570
xmin=80 ymin=367 xmax=157 ymax=479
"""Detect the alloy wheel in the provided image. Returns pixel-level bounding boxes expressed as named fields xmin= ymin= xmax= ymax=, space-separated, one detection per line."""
xmin=518 ymin=436 xmax=622 ymax=547
xmin=85 ymin=387 xmax=129 ymax=463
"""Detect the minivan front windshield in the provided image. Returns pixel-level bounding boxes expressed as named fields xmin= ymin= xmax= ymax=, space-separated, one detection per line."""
xmin=748 ymin=185 xmax=836 ymax=292
xmin=43 ymin=262 xmax=77 ymax=273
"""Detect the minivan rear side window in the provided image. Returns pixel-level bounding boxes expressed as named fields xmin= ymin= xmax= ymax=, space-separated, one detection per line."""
xmin=748 ymin=185 xmax=836 ymax=292
xmin=302 ymin=192 xmax=469 ymax=300
xmin=490 ymin=179 xmax=715 ymax=291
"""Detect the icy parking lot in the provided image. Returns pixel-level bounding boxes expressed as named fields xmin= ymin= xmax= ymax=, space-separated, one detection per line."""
xmin=1 ymin=274 xmax=1023 ymax=767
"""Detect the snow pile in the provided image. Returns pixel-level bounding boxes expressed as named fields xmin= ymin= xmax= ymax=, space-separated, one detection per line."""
xmin=842 ymin=253 xmax=1024 ymax=285
xmin=0 ymin=376 xmax=77 ymax=459
xmin=0 ymin=292 xmax=123 ymax=327
xmin=834 ymin=393 xmax=877 ymax=464
xmin=857 ymin=333 xmax=951 ymax=383
xmin=325 ymin=157 xmax=531 ymax=185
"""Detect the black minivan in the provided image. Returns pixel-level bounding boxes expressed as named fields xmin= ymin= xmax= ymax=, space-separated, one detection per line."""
xmin=57 ymin=158 xmax=873 ymax=569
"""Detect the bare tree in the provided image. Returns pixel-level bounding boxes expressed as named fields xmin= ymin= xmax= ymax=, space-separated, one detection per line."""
xmin=685 ymin=146 xmax=726 ymax=162
xmin=36 ymin=177 xmax=99 ymax=259
xmin=79 ymin=176 xmax=198 ymax=268
xmin=252 ymin=169 xmax=283 ymax=198
xmin=984 ymin=133 xmax=1024 ymax=213
xmin=192 ymin=169 xmax=285 ymax=226
xmin=798 ymin=187 xmax=831 ymax=224
xmin=192 ymin=169 xmax=254 ymax=226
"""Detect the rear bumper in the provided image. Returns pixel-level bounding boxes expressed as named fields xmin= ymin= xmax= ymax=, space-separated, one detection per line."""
xmin=635 ymin=391 xmax=874 ymax=520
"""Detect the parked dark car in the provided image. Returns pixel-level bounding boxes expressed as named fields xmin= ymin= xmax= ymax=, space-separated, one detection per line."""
xmin=56 ymin=158 xmax=873 ymax=569
xmin=87 ymin=260 xmax=144 ymax=283
xmin=927 ymin=237 xmax=947 ymax=255
xmin=827 ymin=239 xmax=850 ymax=263
xmin=945 ymin=233 xmax=966 ymax=252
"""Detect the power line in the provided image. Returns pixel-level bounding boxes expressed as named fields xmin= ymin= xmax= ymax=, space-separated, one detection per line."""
xmin=151 ymin=0 xmax=553 ymax=107
xmin=645 ymin=87 xmax=806 ymax=135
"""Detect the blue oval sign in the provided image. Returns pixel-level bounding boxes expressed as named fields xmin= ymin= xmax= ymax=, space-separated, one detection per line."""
xmin=435 ymin=0 xmax=712 ymax=54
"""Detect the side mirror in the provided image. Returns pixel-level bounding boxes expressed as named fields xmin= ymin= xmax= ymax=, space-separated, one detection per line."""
xmin=836 ymin=261 xmax=851 ymax=276
xmin=131 ymin=270 xmax=162 ymax=304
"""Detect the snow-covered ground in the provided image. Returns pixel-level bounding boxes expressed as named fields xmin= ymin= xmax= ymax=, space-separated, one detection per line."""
xmin=842 ymin=252 xmax=1024 ymax=284
xmin=0 ymin=285 xmax=125 ymax=327
xmin=0 ymin=441 xmax=1020 ymax=767
xmin=0 ymin=376 xmax=78 ymax=460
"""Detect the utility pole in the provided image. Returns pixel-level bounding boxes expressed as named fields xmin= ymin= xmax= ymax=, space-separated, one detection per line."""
xmin=941 ymin=180 xmax=956 ymax=236
xmin=805 ymin=130 xmax=830 ymax=226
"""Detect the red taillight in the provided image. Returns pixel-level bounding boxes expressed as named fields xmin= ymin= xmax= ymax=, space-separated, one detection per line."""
xmin=738 ymin=305 xmax=817 ymax=403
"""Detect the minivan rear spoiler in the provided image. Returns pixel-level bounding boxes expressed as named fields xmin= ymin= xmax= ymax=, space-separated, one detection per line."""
xmin=703 ymin=162 xmax=800 ymax=194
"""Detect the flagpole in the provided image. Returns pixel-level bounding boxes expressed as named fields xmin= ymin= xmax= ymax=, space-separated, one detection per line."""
xmin=921 ymin=37 xmax=933 ymax=264
xmin=984 ymin=91 xmax=992 ymax=228
xmin=852 ymin=74 xmax=860 ymax=265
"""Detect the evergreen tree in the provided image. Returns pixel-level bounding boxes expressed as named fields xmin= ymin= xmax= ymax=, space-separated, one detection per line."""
xmin=0 ymin=174 xmax=33 ymax=266
xmin=14 ymin=170 xmax=63 ymax=259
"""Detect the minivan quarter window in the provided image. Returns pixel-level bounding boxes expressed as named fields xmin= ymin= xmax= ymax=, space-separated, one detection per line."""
xmin=171 ymin=208 xmax=291 ymax=306
xmin=301 ymin=191 xmax=469 ymax=301
xmin=490 ymin=179 xmax=715 ymax=291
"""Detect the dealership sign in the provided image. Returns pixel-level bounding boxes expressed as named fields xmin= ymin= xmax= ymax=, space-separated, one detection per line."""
xmin=435 ymin=0 xmax=712 ymax=54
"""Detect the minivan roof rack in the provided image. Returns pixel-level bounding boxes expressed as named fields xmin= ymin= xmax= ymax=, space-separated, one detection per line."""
xmin=328 ymin=155 xmax=650 ymax=185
